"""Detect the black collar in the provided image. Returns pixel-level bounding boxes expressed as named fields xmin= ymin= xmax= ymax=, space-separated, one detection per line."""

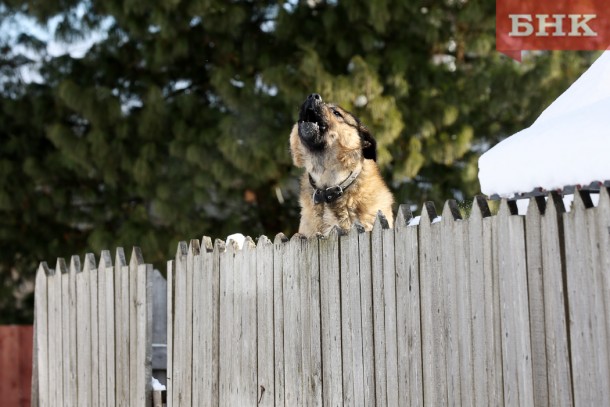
xmin=308 ymin=167 xmax=362 ymax=205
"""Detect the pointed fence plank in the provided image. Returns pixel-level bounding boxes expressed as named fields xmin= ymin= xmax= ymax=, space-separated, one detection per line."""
xmin=76 ymin=255 xmax=93 ymax=407
xmin=34 ymin=263 xmax=50 ymax=407
xmin=273 ymin=233 xmax=288 ymax=406
xmin=419 ymin=202 xmax=448 ymax=406
xmin=171 ymin=242 xmax=189 ymax=407
xmin=86 ymin=254 xmax=100 ymax=407
xmin=320 ymin=227 xmax=344 ymax=407
xmin=134 ymin=261 xmax=153 ymax=406
xmin=129 ymin=249 xmax=144 ymax=407
xmin=62 ymin=257 xmax=77 ymax=407
xmin=114 ymin=249 xmax=130 ymax=406
xmin=166 ymin=258 xmax=174 ymax=407
xmin=192 ymin=237 xmax=218 ymax=406
xmin=541 ymin=193 xmax=573 ymax=407
xmin=238 ymin=238 xmax=258 ymax=405
xmin=256 ymin=236 xmax=275 ymax=407
xmin=99 ymin=251 xmax=115 ymax=407
xmin=524 ymin=197 xmax=550 ymax=407
xmin=47 ymin=261 xmax=63 ymax=407
xmin=340 ymin=224 xmax=366 ymax=407
xmin=394 ymin=205 xmax=423 ymax=407
xmin=219 ymin=239 xmax=236 ymax=406
xmin=495 ymin=200 xmax=534 ymax=406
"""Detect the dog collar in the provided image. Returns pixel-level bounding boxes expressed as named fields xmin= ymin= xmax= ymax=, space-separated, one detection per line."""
xmin=308 ymin=166 xmax=362 ymax=205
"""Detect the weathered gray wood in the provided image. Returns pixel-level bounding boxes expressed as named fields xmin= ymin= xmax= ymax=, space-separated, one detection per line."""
xmin=85 ymin=254 xmax=100 ymax=407
xmin=340 ymin=224 xmax=366 ymax=407
xmin=171 ymin=242 xmax=189 ymax=407
xmin=371 ymin=215 xmax=388 ymax=406
xmin=439 ymin=202 xmax=462 ymax=405
xmin=495 ymin=200 xmax=533 ymax=406
xmin=566 ymin=191 xmax=610 ymax=405
xmin=596 ymin=188 xmax=610 ymax=402
xmin=98 ymin=251 xmax=112 ymax=407
xmin=541 ymin=193 xmax=572 ymax=407
xmin=273 ymin=233 xmax=288 ymax=406
xmin=166 ymin=258 xmax=174 ymax=407
xmin=129 ymin=248 xmax=144 ymax=407
xmin=34 ymin=262 xmax=50 ymax=407
xmin=468 ymin=197 xmax=495 ymax=405
xmin=76 ymin=255 xmax=93 ymax=407
xmin=524 ymin=197 xmax=549 ymax=407
xmin=115 ymin=248 xmax=130 ymax=406
xmin=239 ymin=237 xmax=258 ymax=405
xmin=219 ymin=239 xmax=235 ymax=407
xmin=419 ymin=202 xmax=447 ymax=406
xmin=282 ymin=234 xmax=304 ymax=405
xmin=320 ymin=227 xmax=344 ymax=407
xmin=135 ymin=262 xmax=153 ymax=406
xmin=63 ymin=257 xmax=78 ymax=406
xmin=47 ymin=260 xmax=63 ymax=407
xmin=394 ymin=205 xmax=423 ymax=407
xmin=192 ymin=237 xmax=216 ymax=406
xmin=256 ymin=236 xmax=275 ymax=407
xmin=357 ymin=224 xmax=376 ymax=406
xmin=381 ymin=213 xmax=399 ymax=407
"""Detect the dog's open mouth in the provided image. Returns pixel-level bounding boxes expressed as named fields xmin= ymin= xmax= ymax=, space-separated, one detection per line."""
xmin=298 ymin=95 xmax=327 ymax=151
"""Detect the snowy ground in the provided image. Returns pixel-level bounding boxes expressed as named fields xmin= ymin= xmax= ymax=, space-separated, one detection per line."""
xmin=479 ymin=51 xmax=610 ymax=199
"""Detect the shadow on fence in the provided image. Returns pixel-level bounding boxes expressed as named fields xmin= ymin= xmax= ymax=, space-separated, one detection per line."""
xmin=32 ymin=189 xmax=610 ymax=406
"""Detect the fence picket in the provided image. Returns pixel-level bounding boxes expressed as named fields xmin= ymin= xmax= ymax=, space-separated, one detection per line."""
xmin=495 ymin=200 xmax=534 ymax=406
xmin=371 ymin=215 xmax=388 ymax=406
xmin=76 ymin=255 xmax=93 ymax=407
xmin=394 ymin=205 xmax=422 ymax=407
xmin=63 ymin=257 xmax=78 ymax=406
xmin=114 ymin=249 xmax=130 ymax=406
xmin=239 ymin=238 xmax=258 ymax=405
xmin=219 ymin=239 xmax=235 ymax=406
xmin=33 ymin=262 xmax=50 ymax=407
xmin=48 ymin=260 xmax=63 ymax=407
xmin=166 ymin=258 xmax=174 ymax=407
xmin=256 ymin=236 xmax=275 ymax=407
xmin=135 ymin=261 xmax=153 ymax=406
xmin=171 ymin=242 xmax=189 ymax=407
xmin=273 ymin=233 xmax=288 ymax=406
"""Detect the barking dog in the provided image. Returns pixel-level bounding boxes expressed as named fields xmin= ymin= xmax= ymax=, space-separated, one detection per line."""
xmin=290 ymin=93 xmax=394 ymax=236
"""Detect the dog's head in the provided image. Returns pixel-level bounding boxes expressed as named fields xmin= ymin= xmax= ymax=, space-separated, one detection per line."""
xmin=290 ymin=93 xmax=377 ymax=168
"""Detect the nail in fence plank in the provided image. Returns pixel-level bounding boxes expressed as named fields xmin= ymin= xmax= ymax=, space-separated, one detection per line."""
xmin=64 ymin=257 xmax=78 ymax=406
xmin=76 ymin=255 xmax=93 ymax=407
xmin=166 ymin=258 xmax=174 ymax=407
xmin=565 ymin=191 xmax=610 ymax=405
xmin=135 ymin=262 xmax=153 ymax=406
xmin=358 ymin=223 xmax=376 ymax=405
xmin=495 ymin=200 xmax=534 ymax=406
xmin=340 ymin=224 xmax=366 ymax=407
xmin=219 ymin=239 xmax=235 ymax=406
xmin=541 ymin=193 xmax=573 ymax=406
xmin=282 ymin=234 xmax=304 ymax=405
xmin=371 ymin=215 xmax=388 ymax=406
xmin=256 ymin=236 xmax=275 ymax=407
xmin=320 ymin=227 xmax=344 ymax=407
xmin=273 ymin=233 xmax=288 ymax=406
xmin=524 ymin=197 xmax=550 ymax=407
xmin=171 ymin=242 xmax=189 ymax=407
xmin=192 ymin=237 xmax=217 ymax=406
xmin=468 ymin=197 xmax=497 ymax=405
xmin=48 ymin=260 xmax=63 ymax=407
xmin=100 ymin=251 xmax=116 ymax=407
xmin=34 ymin=262 xmax=50 ymax=407
xmin=115 ymin=249 xmax=130 ymax=405
xmin=439 ymin=202 xmax=462 ymax=405
xmin=394 ymin=205 xmax=423 ymax=406
xmin=419 ymin=202 xmax=448 ymax=406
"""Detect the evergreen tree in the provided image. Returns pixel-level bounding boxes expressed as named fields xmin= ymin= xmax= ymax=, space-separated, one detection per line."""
xmin=0 ymin=0 xmax=598 ymax=322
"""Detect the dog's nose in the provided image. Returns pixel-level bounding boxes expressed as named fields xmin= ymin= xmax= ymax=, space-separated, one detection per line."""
xmin=308 ymin=93 xmax=322 ymax=101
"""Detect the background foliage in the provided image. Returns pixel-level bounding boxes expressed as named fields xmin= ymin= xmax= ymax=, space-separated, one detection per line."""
xmin=0 ymin=0 xmax=599 ymax=322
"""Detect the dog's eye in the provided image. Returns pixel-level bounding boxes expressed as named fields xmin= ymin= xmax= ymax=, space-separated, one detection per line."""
xmin=332 ymin=109 xmax=343 ymax=118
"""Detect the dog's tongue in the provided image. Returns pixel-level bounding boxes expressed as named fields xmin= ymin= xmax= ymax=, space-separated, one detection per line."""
xmin=298 ymin=121 xmax=320 ymax=140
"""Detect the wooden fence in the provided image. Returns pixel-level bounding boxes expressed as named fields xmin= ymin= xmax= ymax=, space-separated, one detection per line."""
xmin=32 ymin=189 xmax=610 ymax=406
xmin=32 ymin=248 xmax=156 ymax=407
xmin=166 ymin=189 xmax=610 ymax=406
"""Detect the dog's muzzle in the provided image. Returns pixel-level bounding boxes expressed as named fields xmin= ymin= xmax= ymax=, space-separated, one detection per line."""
xmin=298 ymin=93 xmax=327 ymax=151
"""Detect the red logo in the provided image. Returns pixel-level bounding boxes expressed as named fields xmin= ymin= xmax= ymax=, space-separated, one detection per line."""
xmin=497 ymin=0 xmax=610 ymax=61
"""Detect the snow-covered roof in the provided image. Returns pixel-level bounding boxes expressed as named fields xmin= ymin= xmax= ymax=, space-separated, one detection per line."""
xmin=478 ymin=51 xmax=610 ymax=198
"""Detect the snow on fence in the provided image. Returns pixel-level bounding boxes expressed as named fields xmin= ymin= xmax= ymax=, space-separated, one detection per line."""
xmin=32 ymin=189 xmax=610 ymax=406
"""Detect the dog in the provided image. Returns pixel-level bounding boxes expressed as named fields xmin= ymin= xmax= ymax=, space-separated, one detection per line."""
xmin=290 ymin=93 xmax=394 ymax=236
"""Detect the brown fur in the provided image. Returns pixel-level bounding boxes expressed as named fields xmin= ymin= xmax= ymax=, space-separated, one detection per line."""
xmin=290 ymin=94 xmax=394 ymax=236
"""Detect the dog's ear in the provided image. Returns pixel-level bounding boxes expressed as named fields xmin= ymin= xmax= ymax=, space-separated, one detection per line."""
xmin=360 ymin=126 xmax=377 ymax=161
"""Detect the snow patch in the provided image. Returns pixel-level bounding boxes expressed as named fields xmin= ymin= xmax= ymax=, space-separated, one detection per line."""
xmin=152 ymin=377 xmax=166 ymax=391
xmin=226 ymin=233 xmax=246 ymax=250
xmin=479 ymin=51 xmax=610 ymax=197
